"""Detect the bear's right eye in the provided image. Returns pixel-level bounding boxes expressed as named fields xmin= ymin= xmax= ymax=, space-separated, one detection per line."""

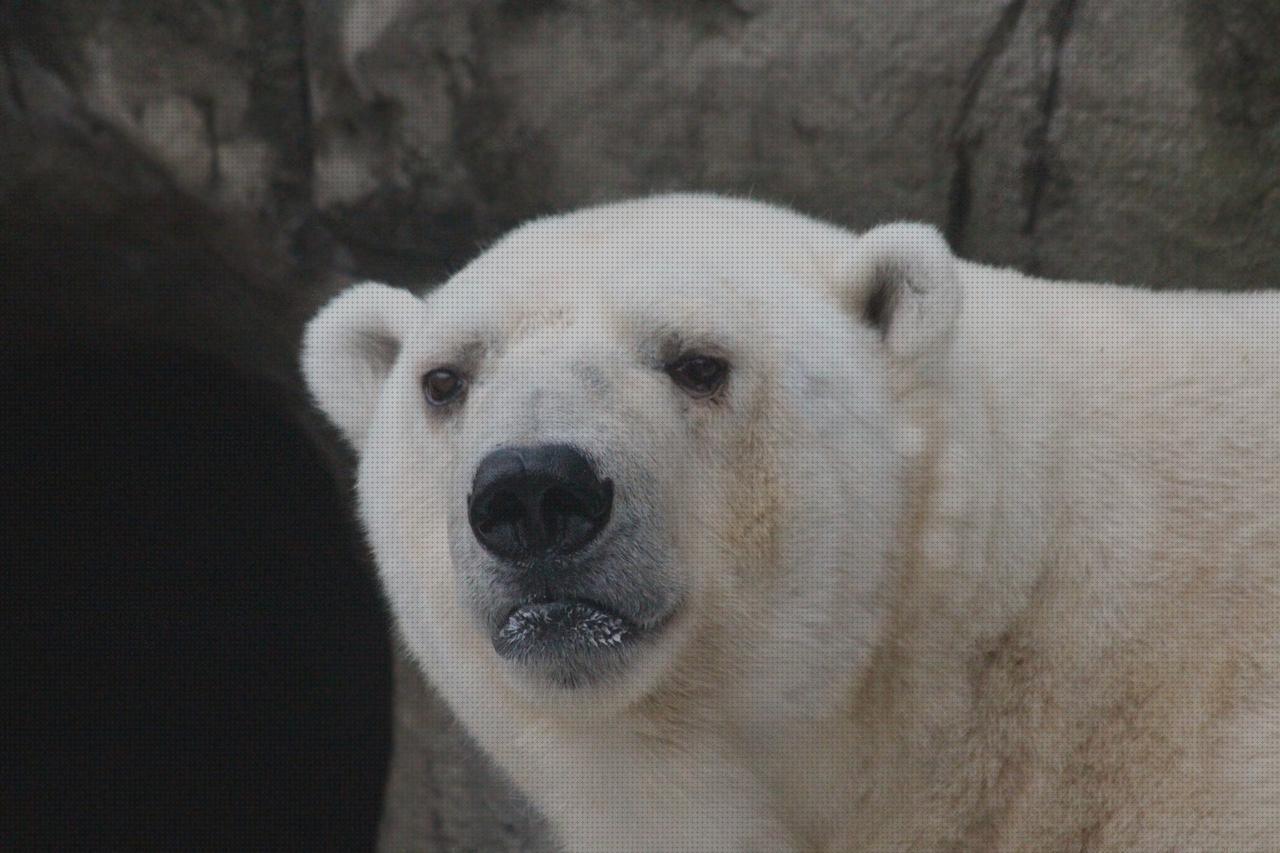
xmin=666 ymin=353 xmax=729 ymax=398
xmin=423 ymin=368 xmax=467 ymax=407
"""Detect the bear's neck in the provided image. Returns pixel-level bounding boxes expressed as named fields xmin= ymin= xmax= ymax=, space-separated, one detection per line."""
xmin=908 ymin=268 xmax=1280 ymax=649
xmin=823 ymin=271 xmax=1280 ymax=845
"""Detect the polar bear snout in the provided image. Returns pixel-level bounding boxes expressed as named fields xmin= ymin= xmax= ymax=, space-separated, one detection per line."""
xmin=456 ymin=442 xmax=683 ymax=688
xmin=468 ymin=444 xmax=615 ymax=562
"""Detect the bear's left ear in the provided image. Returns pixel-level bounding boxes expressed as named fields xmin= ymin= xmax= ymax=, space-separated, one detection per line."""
xmin=839 ymin=222 xmax=963 ymax=365
xmin=300 ymin=282 xmax=425 ymax=451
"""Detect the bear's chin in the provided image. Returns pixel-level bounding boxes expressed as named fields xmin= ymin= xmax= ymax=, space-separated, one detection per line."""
xmin=491 ymin=599 xmax=644 ymax=689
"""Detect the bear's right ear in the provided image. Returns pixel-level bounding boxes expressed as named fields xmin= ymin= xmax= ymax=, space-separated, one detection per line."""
xmin=838 ymin=222 xmax=963 ymax=369
xmin=300 ymin=282 xmax=424 ymax=451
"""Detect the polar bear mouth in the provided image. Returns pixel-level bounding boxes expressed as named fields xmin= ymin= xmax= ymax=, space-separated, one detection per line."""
xmin=492 ymin=599 xmax=637 ymax=661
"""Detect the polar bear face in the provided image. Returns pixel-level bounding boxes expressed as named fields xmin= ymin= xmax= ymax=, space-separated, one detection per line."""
xmin=303 ymin=194 xmax=961 ymax=718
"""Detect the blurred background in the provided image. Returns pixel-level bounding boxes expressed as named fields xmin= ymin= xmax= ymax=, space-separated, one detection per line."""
xmin=1 ymin=1 xmax=1277 ymax=850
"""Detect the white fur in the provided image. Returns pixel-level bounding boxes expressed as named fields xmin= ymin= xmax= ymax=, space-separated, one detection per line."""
xmin=302 ymin=193 xmax=1280 ymax=852
xmin=300 ymin=282 xmax=424 ymax=449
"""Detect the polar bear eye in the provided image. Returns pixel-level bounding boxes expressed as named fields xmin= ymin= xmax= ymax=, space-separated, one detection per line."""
xmin=666 ymin=354 xmax=729 ymax=398
xmin=422 ymin=368 xmax=467 ymax=407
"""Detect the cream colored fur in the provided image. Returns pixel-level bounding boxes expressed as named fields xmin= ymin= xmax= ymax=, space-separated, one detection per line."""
xmin=302 ymin=194 xmax=1280 ymax=852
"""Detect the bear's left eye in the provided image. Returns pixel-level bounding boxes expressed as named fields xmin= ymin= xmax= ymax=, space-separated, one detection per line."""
xmin=423 ymin=368 xmax=467 ymax=407
xmin=666 ymin=353 xmax=729 ymax=398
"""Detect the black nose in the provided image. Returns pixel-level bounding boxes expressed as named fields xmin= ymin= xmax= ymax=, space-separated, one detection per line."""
xmin=468 ymin=444 xmax=613 ymax=561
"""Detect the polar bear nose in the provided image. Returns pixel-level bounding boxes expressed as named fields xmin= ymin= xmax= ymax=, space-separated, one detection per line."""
xmin=468 ymin=444 xmax=614 ymax=561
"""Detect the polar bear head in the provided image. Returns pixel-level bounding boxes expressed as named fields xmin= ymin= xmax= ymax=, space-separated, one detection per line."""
xmin=302 ymin=194 xmax=961 ymax=719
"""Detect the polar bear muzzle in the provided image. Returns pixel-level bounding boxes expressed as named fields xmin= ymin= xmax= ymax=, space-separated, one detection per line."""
xmin=464 ymin=443 xmax=663 ymax=685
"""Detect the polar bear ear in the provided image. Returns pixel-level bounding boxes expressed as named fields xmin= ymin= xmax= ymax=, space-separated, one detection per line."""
xmin=841 ymin=222 xmax=963 ymax=364
xmin=300 ymin=282 xmax=424 ymax=451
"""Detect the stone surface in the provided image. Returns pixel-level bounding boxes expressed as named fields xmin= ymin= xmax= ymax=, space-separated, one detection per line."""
xmin=3 ymin=1 xmax=1277 ymax=849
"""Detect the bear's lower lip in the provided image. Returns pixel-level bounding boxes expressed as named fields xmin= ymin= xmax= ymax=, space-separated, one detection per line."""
xmin=493 ymin=599 xmax=636 ymax=661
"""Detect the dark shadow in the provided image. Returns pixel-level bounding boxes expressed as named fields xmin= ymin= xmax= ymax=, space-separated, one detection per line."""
xmin=1 ymin=338 xmax=391 ymax=851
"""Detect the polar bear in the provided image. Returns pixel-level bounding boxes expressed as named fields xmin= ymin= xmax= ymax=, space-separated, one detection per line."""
xmin=302 ymin=194 xmax=1280 ymax=852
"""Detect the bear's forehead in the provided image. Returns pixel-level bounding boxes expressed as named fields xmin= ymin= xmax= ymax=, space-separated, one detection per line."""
xmin=494 ymin=193 xmax=852 ymax=279
xmin=423 ymin=194 xmax=855 ymax=335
